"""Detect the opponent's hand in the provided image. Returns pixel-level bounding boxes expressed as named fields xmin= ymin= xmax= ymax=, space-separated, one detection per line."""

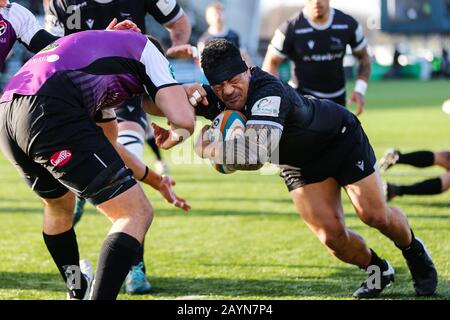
xmin=183 ymin=83 xmax=209 ymax=107
xmin=151 ymin=123 xmax=183 ymax=150
xmin=348 ymin=91 xmax=365 ymax=116
xmin=157 ymin=176 xmax=190 ymax=212
xmin=106 ymin=18 xmax=142 ymax=33
xmin=166 ymin=44 xmax=199 ymax=60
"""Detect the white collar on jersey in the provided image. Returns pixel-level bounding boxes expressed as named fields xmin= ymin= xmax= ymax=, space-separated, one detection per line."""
xmin=92 ymin=0 xmax=114 ymax=3
xmin=302 ymin=7 xmax=335 ymax=30
xmin=207 ymin=26 xmax=231 ymax=37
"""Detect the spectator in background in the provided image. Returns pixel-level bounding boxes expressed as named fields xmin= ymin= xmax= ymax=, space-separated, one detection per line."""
xmin=197 ymin=2 xmax=251 ymax=65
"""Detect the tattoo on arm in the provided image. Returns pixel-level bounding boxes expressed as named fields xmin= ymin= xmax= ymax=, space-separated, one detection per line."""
xmin=354 ymin=49 xmax=371 ymax=82
xmin=220 ymin=124 xmax=283 ymax=171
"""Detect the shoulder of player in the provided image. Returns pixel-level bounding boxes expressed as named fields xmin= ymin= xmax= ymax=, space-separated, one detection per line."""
xmin=6 ymin=3 xmax=34 ymax=25
xmin=332 ymin=8 xmax=359 ymax=26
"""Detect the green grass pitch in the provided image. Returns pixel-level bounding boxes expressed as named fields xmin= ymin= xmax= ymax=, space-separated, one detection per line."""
xmin=0 ymin=80 xmax=448 ymax=300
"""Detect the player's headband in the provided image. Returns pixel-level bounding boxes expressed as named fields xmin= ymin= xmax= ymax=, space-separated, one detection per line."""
xmin=203 ymin=56 xmax=248 ymax=85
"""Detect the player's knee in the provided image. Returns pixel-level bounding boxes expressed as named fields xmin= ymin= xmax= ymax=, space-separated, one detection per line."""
xmin=42 ymin=192 xmax=75 ymax=216
xmin=360 ymin=209 xmax=389 ymax=230
xmin=319 ymin=227 xmax=349 ymax=251
xmin=437 ymin=151 xmax=450 ymax=169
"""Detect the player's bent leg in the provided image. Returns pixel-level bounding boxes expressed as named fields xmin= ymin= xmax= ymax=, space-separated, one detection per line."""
xmin=41 ymin=192 xmax=91 ymax=299
xmin=434 ymin=150 xmax=450 ymax=170
xmin=441 ymin=170 xmax=450 ymax=192
xmin=346 ymin=172 xmax=438 ymax=296
xmin=290 ymin=178 xmax=394 ymax=298
xmin=290 ymin=178 xmax=371 ymax=268
xmin=90 ymin=183 xmax=153 ymax=300
xmin=117 ymin=120 xmax=152 ymax=294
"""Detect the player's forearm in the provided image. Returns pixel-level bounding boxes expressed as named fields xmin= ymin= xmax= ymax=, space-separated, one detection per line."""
xmin=204 ymin=126 xmax=282 ymax=171
xmin=167 ymin=14 xmax=191 ymax=46
xmin=356 ymin=53 xmax=371 ymax=82
xmin=115 ymin=143 xmax=161 ymax=189
xmin=262 ymin=55 xmax=280 ymax=77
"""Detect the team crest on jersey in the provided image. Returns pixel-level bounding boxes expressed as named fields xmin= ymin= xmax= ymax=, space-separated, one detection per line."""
xmin=307 ymin=40 xmax=315 ymax=50
xmin=50 ymin=150 xmax=72 ymax=167
xmin=0 ymin=20 xmax=7 ymax=37
xmin=251 ymin=96 xmax=281 ymax=117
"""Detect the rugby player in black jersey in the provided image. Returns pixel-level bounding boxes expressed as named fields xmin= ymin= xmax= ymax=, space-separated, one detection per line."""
xmin=153 ymin=39 xmax=438 ymax=299
xmin=45 ymin=0 xmax=192 ymax=294
xmin=262 ymin=0 xmax=371 ymax=116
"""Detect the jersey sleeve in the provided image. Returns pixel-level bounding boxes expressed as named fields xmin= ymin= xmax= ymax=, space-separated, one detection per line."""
xmin=144 ymin=0 xmax=184 ymax=26
xmin=194 ymin=85 xmax=225 ymax=121
xmin=140 ymin=39 xmax=179 ymax=100
xmin=246 ymin=83 xmax=291 ymax=132
xmin=8 ymin=3 xmax=42 ymax=46
xmin=44 ymin=0 xmax=66 ymax=37
xmin=268 ymin=19 xmax=294 ymax=59
xmin=348 ymin=17 xmax=367 ymax=53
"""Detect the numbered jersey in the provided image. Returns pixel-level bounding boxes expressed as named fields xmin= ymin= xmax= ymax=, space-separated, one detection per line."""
xmin=0 ymin=30 xmax=178 ymax=119
xmin=0 ymin=2 xmax=41 ymax=68
xmin=45 ymin=0 xmax=183 ymax=36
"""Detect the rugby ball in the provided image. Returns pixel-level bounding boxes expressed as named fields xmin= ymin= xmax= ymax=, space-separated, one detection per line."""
xmin=442 ymin=99 xmax=450 ymax=115
xmin=208 ymin=110 xmax=247 ymax=174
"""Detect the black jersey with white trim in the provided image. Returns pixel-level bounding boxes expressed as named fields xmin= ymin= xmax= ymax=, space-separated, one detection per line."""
xmin=45 ymin=0 xmax=183 ymax=36
xmin=195 ymin=67 xmax=359 ymax=167
xmin=269 ymin=8 xmax=367 ymax=98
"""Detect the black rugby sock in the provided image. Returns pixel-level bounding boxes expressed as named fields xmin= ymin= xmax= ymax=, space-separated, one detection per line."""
xmin=91 ymin=232 xmax=140 ymax=300
xmin=367 ymin=249 xmax=388 ymax=272
xmin=147 ymin=137 xmax=162 ymax=160
xmin=43 ymin=228 xmax=87 ymax=299
xmin=398 ymin=151 xmax=435 ymax=168
xmin=397 ymin=178 xmax=443 ymax=196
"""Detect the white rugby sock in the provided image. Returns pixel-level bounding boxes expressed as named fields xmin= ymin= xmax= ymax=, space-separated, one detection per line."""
xmin=117 ymin=130 xmax=144 ymax=160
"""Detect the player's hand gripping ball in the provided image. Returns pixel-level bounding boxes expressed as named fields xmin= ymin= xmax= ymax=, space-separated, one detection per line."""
xmin=208 ymin=110 xmax=247 ymax=174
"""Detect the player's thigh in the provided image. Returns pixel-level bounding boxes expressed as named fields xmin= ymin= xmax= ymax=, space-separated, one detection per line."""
xmin=17 ymin=96 xmax=138 ymax=207
xmin=290 ymin=178 xmax=345 ymax=236
xmin=96 ymin=183 xmax=152 ymax=224
xmin=0 ymin=101 xmax=69 ymax=200
xmin=434 ymin=150 xmax=450 ymax=170
xmin=345 ymin=172 xmax=388 ymax=227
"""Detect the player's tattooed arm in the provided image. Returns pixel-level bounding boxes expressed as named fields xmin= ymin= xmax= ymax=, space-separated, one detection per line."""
xmin=354 ymin=47 xmax=371 ymax=82
xmin=197 ymin=124 xmax=283 ymax=171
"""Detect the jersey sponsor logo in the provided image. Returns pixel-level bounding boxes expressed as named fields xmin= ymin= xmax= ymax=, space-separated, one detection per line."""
xmin=307 ymin=40 xmax=315 ymax=50
xmin=251 ymin=96 xmax=281 ymax=118
xmin=156 ymin=0 xmax=177 ymax=16
xmin=86 ymin=19 xmax=94 ymax=29
xmin=50 ymin=150 xmax=72 ymax=167
xmin=356 ymin=160 xmax=365 ymax=172
xmin=303 ymin=52 xmax=345 ymax=62
xmin=0 ymin=20 xmax=7 ymax=37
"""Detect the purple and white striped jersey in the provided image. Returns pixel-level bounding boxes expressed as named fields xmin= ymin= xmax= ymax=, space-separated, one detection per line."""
xmin=0 ymin=2 xmax=42 ymax=69
xmin=1 ymin=30 xmax=178 ymax=117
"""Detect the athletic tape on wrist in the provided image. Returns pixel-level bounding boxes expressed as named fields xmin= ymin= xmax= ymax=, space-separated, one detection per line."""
xmin=354 ymin=79 xmax=368 ymax=95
